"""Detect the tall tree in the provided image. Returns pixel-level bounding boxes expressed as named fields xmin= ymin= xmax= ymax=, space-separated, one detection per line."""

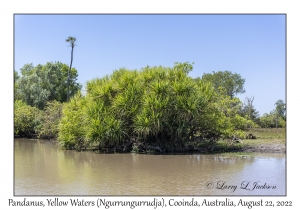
xmin=66 ymin=36 xmax=77 ymax=101
xmin=245 ymin=96 xmax=254 ymax=121
xmin=201 ymin=70 xmax=245 ymax=98
xmin=275 ymin=99 xmax=286 ymax=128
xmin=239 ymin=96 xmax=259 ymax=125
xmin=16 ymin=62 xmax=81 ymax=109
xmin=14 ymin=70 xmax=22 ymax=101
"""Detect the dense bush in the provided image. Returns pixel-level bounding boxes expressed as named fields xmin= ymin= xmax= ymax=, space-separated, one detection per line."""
xmin=15 ymin=62 xmax=81 ymax=109
xmin=258 ymin=113 xmax=286 ymax=128
xmin=14 ymin=100 xmax=41 ymax=137
xmin=58 ymin=92 xmax=87 ymax=149
xmin=37 ymin=101 xmax=63 ymax=139
xmin=14 ymin=61 xmax=82 ymax=139
xmin=58 ymin=63 xmax=251 ymax=151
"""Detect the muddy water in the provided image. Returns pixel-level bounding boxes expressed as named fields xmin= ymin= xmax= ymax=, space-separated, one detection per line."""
xmin=14 ymin=138 xmax=286 ymax=195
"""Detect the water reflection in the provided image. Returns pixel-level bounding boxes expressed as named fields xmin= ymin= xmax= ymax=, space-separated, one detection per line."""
xmin=14 ymin=139 xmax=286 ymax=195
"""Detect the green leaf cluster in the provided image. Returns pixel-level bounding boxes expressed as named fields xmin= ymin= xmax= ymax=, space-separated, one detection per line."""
xmin=14 ymin=100 xmax=41 ymax=137
xmin=58 ymin=92 xmax=87 ymax=149
xmin=257 ymin=99 xmax=286 ymax=128
xmin=15 ymin=62 xmax=81 ymax=109
xmin=201 ymin=70 xmax=246 ymax=98
xmin=259 ymin=112 xmax=286 ymax=128
xmin=58 ymin=63 xmax=251 ymax=151
xmin=37 ymin=101 xmax=63 ymax=139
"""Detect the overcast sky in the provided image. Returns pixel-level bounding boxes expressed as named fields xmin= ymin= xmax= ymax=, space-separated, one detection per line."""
xmin=14 ymin=14 xmax=286 ymax=115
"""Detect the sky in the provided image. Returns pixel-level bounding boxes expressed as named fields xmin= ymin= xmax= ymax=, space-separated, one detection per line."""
xmin=14 ymin=14 xmax=286 ymax=115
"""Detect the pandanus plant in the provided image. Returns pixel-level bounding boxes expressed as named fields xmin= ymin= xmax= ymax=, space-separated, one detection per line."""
xmin=58 ymin=62 xmax=247 ymax=151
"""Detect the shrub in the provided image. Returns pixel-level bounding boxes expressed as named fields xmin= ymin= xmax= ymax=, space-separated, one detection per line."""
xmin=37 ymin=101 xmax=63 ymax=139
xmin=14 ymin=100 xmax=40 ymax=137
xmin=58 ymin=92 xmax=87 ymax=149
xmin=58 ymin=63 xmax=251 ymax=151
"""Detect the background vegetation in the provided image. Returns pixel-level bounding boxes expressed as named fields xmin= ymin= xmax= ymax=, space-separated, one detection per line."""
xmin=14 ymin=61 xmax=81 ymax=138
xmin=14 ymin=61 xmax=286 ymax=153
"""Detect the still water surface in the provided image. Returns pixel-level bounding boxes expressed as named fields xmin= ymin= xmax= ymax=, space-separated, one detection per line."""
xmin=14 ymin=138 xmax=286 ymax=195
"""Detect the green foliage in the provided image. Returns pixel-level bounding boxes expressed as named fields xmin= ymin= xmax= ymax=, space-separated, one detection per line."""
xmin=258 ymin=99 xmax=286 ymax=128
xmin=259 ymin=112 xmax=286 ymax=128
xmin=14 ymin=100 xmax=41 ymax=137
xmin=275 ymin=99 xmax=286 ymax=120
xmin=58 ymin=63 xmax=252 ymax=151
xmin=37 ymin=101 xmax=63 ymax=139
xmin=131 ymin=144 xmax=139 ymax=153
xmin=58 ymin=92 xmax=87 ymax=149
xmin=15 ymin=62 xmax=81 ymax=109
xmin=239 ymin=96 xmax=260 ymax=125
xmin=14 ymin=70 xmax=23 ymax=101
xmin=201 ymin=70 xmax=245 ymax=98
xmin=66 ymin=36 xmax=76 ymax=48
xmin=17 ymin=73 xmax=50 ymax=109
xmin=231 ymin=114 xmax=257 ymax=131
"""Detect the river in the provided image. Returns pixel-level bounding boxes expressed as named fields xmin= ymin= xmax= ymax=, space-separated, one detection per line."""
xmin=14 ymin=138 xmax=286 ymax=196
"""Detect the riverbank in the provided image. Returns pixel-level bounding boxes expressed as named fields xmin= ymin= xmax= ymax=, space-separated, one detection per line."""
xmin=15 ymin=137 xmax=286 ymax=154
xmin=212 ymin=128 xmax=286 ymax=154
xmin=240 ymin=144 xmax=285 ymax=153
xmin=240 ymin=128 xmax=286 ymax=153
xmin=215 ymin=141 xmax=286 ymax=154
xmin=14 ymin=128 xmax=286 ymax=154
xmin=189 ymin=138 xmax=286 ymax=154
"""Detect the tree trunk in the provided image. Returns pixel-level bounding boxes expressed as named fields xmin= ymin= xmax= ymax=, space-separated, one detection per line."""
xmin=67 ymin=46 xmax=74 ymax=101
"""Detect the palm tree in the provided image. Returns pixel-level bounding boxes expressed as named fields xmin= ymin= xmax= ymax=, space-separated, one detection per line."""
xmin=66 ymin=36 xmax=76 ymax=101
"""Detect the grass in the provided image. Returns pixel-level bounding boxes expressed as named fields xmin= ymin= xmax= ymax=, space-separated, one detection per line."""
xmin=242 ymin=128 xmax=286 ymax=145
xmin=242 ymin=138 xmax=285 ymax=145
xmin=245 ymin=127 xmax=286 ymax=139
xmin=194 ymin=128 xmax=286 ymax=153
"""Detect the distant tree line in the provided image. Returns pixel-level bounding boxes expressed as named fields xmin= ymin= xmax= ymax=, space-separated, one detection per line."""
xmin=258 ymin=99 xmax=286 ymax=128
xmin=196 ymin=70 xmax=286 ymax=129
xmin=14 ymin=61 xmax=81 ymax=138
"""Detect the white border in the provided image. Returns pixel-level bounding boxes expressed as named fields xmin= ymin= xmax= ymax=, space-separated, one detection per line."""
xmin=1 ymin=0 xmax=298 ymax=209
